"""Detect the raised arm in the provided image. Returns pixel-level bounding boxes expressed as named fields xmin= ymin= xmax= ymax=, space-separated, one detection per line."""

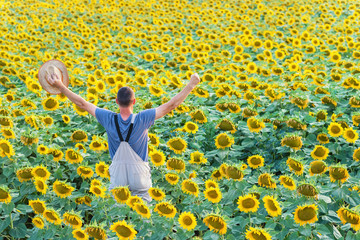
xmin=155 ymin=73 xmax=200 ymax=120
xmin=47 ymin=73 xmax=97 ymax=117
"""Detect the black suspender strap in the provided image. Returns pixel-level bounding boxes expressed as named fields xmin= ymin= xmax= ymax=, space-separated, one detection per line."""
xmin=125 ymin=124 xmax=133 ymax=142
xmin=114 ymin=114 xmax=136 ymax=142
xmin=114 ymin=114 xmax=124 ymax=142
xmin=125 ymin=114 xmax=136 ymax=142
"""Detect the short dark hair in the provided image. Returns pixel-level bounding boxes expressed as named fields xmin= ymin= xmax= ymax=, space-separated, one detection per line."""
xmin=117 ymin=87 xmax=134 ymax=107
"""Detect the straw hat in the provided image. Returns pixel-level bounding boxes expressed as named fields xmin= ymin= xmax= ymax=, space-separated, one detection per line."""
xmin=38 ymin=59 xmax=69 ymax=95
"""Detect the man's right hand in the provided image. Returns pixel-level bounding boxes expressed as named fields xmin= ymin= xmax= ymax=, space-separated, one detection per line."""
xmin=189 ymin=73 xmax=200 ymax=88
xmin=47 ymin=73 xmax=65 ymax=89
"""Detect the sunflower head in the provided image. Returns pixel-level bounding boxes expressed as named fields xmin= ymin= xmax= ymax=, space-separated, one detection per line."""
xmin=247 ymin=155 xmax=264 ymax=169
xmin=225 ymin=165 xmax=244 ymax=181
xmin=154 ymin=201 xmax=177 ymax=218
xmin=110 ymin=220 xmax=137 ymax=239
xmin=215 ymin=133 xmax=234 ymax=149
xmin=85 ymin=222 xmax=107 ymax=240
xmin=258 ymin=173 xmax=276 ymax=189
xmin=166 ymin=158 xmax=186 ymax=172
xmin=293 ymin=204 xmax=318 ymax=226
xmin=337 ymin=207 xmax=360 ymax=231
xmin=245 ymin=226 xmax=272 ymax=240
xmin=0 ymin=186 xmax=12 ymax=204
xmin=181 ymin=179 xmax=199 ymax=197
xmin=309 ymin=161 xmax=327 ymax=176
xmin=148 ymin=187 xmax=166 ymax=201
xmin=203 ymin=214 xmax=227 ymax=235
xmin=237 ymin=194 xmax=260 ymax=213
xmin=297 ymin=183 xmax=319 ymax=198
xmin=111 ymin=186 xmax=130 ymax=204
xmin=329 ymin=165 xmax=349 ymax=183
xmin=167 ymin=137 xmax=187 ymax=154
xmin=247 ymin=117 xmax=265 ymax=133
xmin=281 ymin=135 xmax=303 ymax=151
xmin=178 ymin=211 xmax=197 ymax=231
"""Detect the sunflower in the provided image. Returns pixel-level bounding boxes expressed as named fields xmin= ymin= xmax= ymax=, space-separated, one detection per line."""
xmin=42 ymin=97 xmax=59 ymax=111
xmin=34 ymin=177 xmax=48 ymax=195
xmin=343 ymin=127 xmax=358 ymax=143
xmin=279 ymin=175 xmax=296 ymax=190
xmin=85 ymin=224 xmax=107 ymax=240
xmin=16 ymin=167 xmax=33 ymax=182
xmin=154 ymin=201 xmax=177 ymax=218
xmin=148 ymin=187 xmax=165 ymax=201
xmin=126 ymin=195 xmax=143 ymax=209
xmin=225 ymin=165 xmax=243 ymax=181
xmin=329 ymin=166 xmax=349 ymax=183
xmin=327 ymin=122 xmax=343 ymax=137
xmin=31 ymin=165 xmax=50 ymax=180
xmin=90 ymin=185 xmax=107 ymax=198
xmin=37 ymin=144 xmax=49 ymax=155
xmin=309 ymin=161 xmax=327 ymax=176
xmin=205 ymin=179 xmax=219 ymax=189
xmin=49 ymin=148 xmax=64 ymax=162
xmin=89 ymin=139 xmax=104 ymax=151
xmin=189 ymin=151 xmax=207 ymax=164
xmin=216 ymin=119 xmax=236 ymax=133
xmin=317 ymin=133 xmax=329 ymax=144
xmin=281 ymin=136 xmax=303 ymax=151
xmin=0 ymin=186 xmax=11 ymax=204
xmin=165 ymin=173 xmax=179 ymax=185
xmin=95 ymin=161 xmax=110 ymax=179
xmin=148 ymin=149 xmax=165 ymax=167
xmin=42 ymin=116 xmax=53 ymax=126
xmin=337 ymin=207 xmax=360 ymax=231
xmin=0 ymin=139 xmax=15 ymax=158
xmin=43 ymin=208 xmax=62 ymax=225
xmin=1 ymin=128 xmax=15 ymax=139
xmin=242 ymin=108 xmax=258 ymax=118
xmin=214 ymin=133 xmax=234 ymax=149
xmin=110 ymin=220 xmax=137 ymax=240
xmin=353 ymin=115 xmax=360 ymax=126
xmin=32 ymin=216 xmax=45 ymax=229
xmin=237 ymin=194 xmax=260 ymax=213
xmin=190 ymin=109 xmax=207 ymax=123
xmin=71 ymin=130 xmax=88 ymax=142
xmin=247 ymin=118 xmax=265 ymax=133
xmin=63 ymin=211 xmax=83 ymax=229
xmin=258 ymin=173 xmax=276 ymax=189
xmin=148 ymin=133 xmax=160 ymax=147
xmin=167 ymin=137 xmax=187 ymax=154
xmin=245 ymin=227 xmax=272 ymax=240
xmin=247 ymin=155 xmax=264 ymax=169
xmin=211 ymin=169 xmax=223 ymax=180
xmin=183 ymin=121 xmax=198 ymax=134
xmin=74 ymin=104 xmax=88 ymax=116
xmin=263 ymin=195 xmax=281 ymax=217
xmin=354 ymin=148 xmax=360 ymax=161
xmin=111 ymin=186 xmax=130 ymax=204
xmin=204 ymin=187 xmax=222 ymax=203
xmin=293 ymin=204 xmax=318 ymax=226
xmin=286 ymin=158 xmax=304 ymax=175
xmin=297 ymin=184 xmax=319 ymax=198
xmin=72 ymin=229 xmax=89 ymax=240
xmin=77 ymin=166 xmax=94 ymax=179
xmin=62 ymin=115 xmax=71 ymax=124
xmin=134 ymin=202 xmax=151 ymax=219
xmin=53 ymin=180 xmax=75 ymax=198
xmin=178 ymin=211 xmax=197 ymax=231
xmin=28 ymin=199 xmax=46 ymax=214
xmin=203 ymin=214 xmax=227 ymax=235
xmin=310 ymin=145 xmax=329 ymax=160
xmin=65 ymin=149 xmax=83 ymax=164
xmin=181 ymin=179 xmax=199 ymax=197
xmin=166 ymin=158 xmax=186 ymax=172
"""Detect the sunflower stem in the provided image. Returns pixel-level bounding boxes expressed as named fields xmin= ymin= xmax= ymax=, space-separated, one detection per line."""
xmin=9 ymin=213 xmax=13 ymax=229
xmin=248 ymin=212 xmax=251 ymax=227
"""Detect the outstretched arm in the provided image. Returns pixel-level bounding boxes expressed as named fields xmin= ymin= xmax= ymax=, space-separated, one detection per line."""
xmin=155 ymin=73 xmax=200 ymax=120
xmin=47 ymin=74 xmax=97 ymax=117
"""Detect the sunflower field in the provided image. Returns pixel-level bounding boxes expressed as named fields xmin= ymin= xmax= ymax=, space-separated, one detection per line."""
xmin=1 ymin=0 xmax=360 ymax=239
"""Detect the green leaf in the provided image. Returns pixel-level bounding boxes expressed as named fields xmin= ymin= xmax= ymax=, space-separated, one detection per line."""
xmin=0 ymin=217 xmax=10 ymax=233
xmin=9 ymin=223 xmax=27 ymax=238
xmin=3 ymin=202 xmax=15 ymax=215
xmin=203 ymin=230 xmax=220 ymax=240
xmin=332 ymin=225 xmax=342 ymax=239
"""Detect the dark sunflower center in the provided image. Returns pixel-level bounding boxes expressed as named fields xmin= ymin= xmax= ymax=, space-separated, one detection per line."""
xmin=184 ymin=182 xmax=197 ymax=193
xmin=242 ymin=198 xmax=255 ymax=208
xmin=298 ymin=207 xmax=316 ymax=221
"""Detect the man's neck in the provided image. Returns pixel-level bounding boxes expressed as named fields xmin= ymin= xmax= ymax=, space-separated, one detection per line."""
xmin=119 ymin=107 xmax=133 ymax=121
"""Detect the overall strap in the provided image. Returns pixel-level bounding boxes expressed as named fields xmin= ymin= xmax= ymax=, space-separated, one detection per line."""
xmin=114 ymin=114 xmax=124 ymax=142
xmin=125 ymin=114 xmax=136 ymax=142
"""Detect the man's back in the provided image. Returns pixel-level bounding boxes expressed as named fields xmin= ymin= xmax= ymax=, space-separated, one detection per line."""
xmin=95 ymin=107 xmax=156 ymax=161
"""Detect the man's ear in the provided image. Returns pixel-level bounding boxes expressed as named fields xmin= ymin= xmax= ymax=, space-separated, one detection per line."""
xmin=116 ymin=98 xmax=119 ymax=105
xmin=133 ymin=98 xmax=136 ymax=105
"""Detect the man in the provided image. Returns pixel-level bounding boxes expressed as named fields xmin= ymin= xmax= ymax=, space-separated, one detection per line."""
xmin=46 ymin=70 xmax=201 ymax=202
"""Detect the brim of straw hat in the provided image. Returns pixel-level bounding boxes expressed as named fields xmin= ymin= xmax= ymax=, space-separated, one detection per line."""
xmin=38 ymin=59 xmax=69 ymax=95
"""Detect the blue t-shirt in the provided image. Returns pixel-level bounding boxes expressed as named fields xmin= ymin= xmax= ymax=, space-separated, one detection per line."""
xmin=95 ymin=107 xmax=156 ymax=161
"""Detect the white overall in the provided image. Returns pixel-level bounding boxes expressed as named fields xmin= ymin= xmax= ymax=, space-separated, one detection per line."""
xmin=108 ymin=114 xmax=152 ymax=203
